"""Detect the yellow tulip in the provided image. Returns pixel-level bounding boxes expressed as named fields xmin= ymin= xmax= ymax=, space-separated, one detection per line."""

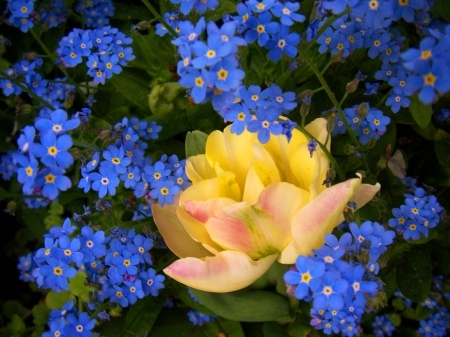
xmin=152 ymin=118 xmax=380 ymax=293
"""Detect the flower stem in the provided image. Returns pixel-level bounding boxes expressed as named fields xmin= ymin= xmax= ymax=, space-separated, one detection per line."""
xmin=73 ymin=140 xmax=102 ymax=152
xmin=376 ymin=87 xmax=394 ymax=108
xmin=306 ymin=8 xmax=350 ymax=51
xmin=297 ymin=125 xmax=345 ymax=181
xmin=30 ymin=28 xmax=55 ymax=61
xmin=141 ymin=0 xmax=178 ymax=37
xmin=0 ymin=70 xmax=54 ymax=109
xmin=298 ymin=49 xmax=372 ymax=175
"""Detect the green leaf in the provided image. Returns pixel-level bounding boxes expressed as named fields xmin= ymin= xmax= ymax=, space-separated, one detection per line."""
xmin=113 ymin=3 xmax=152 ymax=20
xmin=185 ymin=131 xmax=208 ymax=158
xmin=217 ymin=317 xmax=245 ymax=337
xmin=0 ymin=186 xmax=8 ymax=201
xmin=68 ymin=271 xmax=90 ymax=301
xmin=396 ymin=328 xmax=419 ymax=337
xmin=185 ymin=101 xmax=224 ymax=133
xmin=430 ymin=0 xmax=450 ymax=21
xmin=263 ymin=322 xmax=291 ymax=337
xmin=392 ymin=297 xmax=405 ymax=311
xmin=396 ymin=244 xmax=432 ymax=303
xmin=2 ymin=301 xmax=25 ymax=320
xmin=390 ymin=313 xmax=401 ymax=327
xmin=32 ymin=304 xmax=50 ymax=325
xmin=423 ymin=165 xmax=450 ymax=187
xmin=189 ymin=288 xmax=293 ymax=323
xmin=46 ymin=291 xmax=74 ymax=310
xmin=7 ymin=315 xmax=25 ymax=335
xmin=435 ymin=129 xmax=450 ymax=167
xmin=110 ymin=68 xmax=152 ymax=111
xmin=148 ymin=82 xmax=188 ymax=117
xmin=148 ymin=308 xmax=205 ymax=337
xmin=401 ymin=307 xmax=417 ymax=320
xmin=286 ymin=322 xmax=312 ymax=337
xmin=171 ymin=281 xmax=216 ymax=316
xmin=242 ymin=44 xmax=267 ymax=87
xmin=205 ymin=0 xmax=237 ymax=22
xmin=409 ymin=95 xmax=432 ymax=129
xmin=122 ymin=289 xmax=169 ymax=336
xmin=407 ymin=228 xmax=438 ymax=245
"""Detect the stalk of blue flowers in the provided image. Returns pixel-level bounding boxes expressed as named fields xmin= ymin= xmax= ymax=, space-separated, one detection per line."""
xmin=30 ymin=28 xmax=56 ymax=62
xmin=297 ymin=125 xmax=345 ymax=182
xmin=0 ymin=69 xmax=54 ymax=109
xmin=299 ymin=49 xmax=372 ymax=175
xmin=141 ymin=0 xmax=178 ymax=37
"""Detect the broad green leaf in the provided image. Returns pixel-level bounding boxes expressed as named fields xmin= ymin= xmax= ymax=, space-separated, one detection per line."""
xmin=263 ymin=321 xmax=291 ymax=337
xmin=431 ymin=241 xmax=450 ymax=278
xmin=423 ymin=166 xmax=450 ymax=187
xmin=0 ymin=186 xmax=8 ymax=201
xmin=430 ymin=0 xmax=450 ymax=21
xmin=171 ymin=281 xmax=216 ymax=316
xmin=32 ymin=304 xmax=50 ymax=325
xmin=68 ymin=271 xmax=90 ymax=301
xmin=390 ymin=313 xmax=401 ymax=327
xmin=185 ymin=131 xmax=208 ymax=158
xmin=396 ymin=328 xmax=419 ymax=337
xmin=205 ymin=0 xmax=237 ymax=22
xmin=242 ymin=44 xmax=267 ymax=87
xmin=401 ymin=308 xmax=417 ymax=320
xmin=7 ymin=315 xmax=26 ymax=335
xmin=407 ymin=228 xmax=438 ymax=244
xmin=435 ymin=129 xmax=450 ymax=167
xmin=122 ymin=289 xmax=169 ymax=336
xmin=409 ymin=95 xmax=432 ymax=129
xmin=189 ymin=288 xmax=293 ymax=323
xmin=113 ymin=3 xmax=152 ymax=20
xmin=217 ymin=317 xmax=245 ymax=337
xmin=3 ymin=301 xmax=25 ymax=320
xmin=377 ymin=168 xmax=409 ymax=208
xmin=286 ymin=322 xmax=312 ymax=337
xmin=396 ymin=244 xmax=432 ymax=303
xmin=185 ymin=101 xmax=225 ymax=134
xmin=392 ymin=297 xmax=405 ymax=311
xmin=415 ymin=303 xmax=434 ymax=320
xmin=149 ymin=308 xmax=205 ymax=337
xmin=31 ymin=326 xmax=45 ymax=337
xmin=46 ymin=291 xmax=74 ymax=310
xmin=411 ymin=122 xmax=437 ymax=141
xmin=148 ymin=82 xmax=188 ymax=117
xmin=110 ymin=68 xmax=152 ymax=111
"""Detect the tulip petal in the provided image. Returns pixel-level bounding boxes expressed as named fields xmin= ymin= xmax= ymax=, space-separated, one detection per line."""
xmin=263 ymin=128 xmax=307 ymax=185
xmin=251 ymin=143 xmax=281 ymax=184
xmin=281 ymin=177 xmax=371 ymax=264
xmin=186 ymin=154 xmax=217 ymax=184
xmin=350 ymin=182 xmax=381 ymax=210
xmin=177 ymin=198 xmax=237 ymax=253
xmin=205 ymin=183 xmax=309 ymax=260
xmin=242 ymin=163 xmax=268 ymax=204
xmin=305 ymin=118 xmax=329 ymax=149
xmin=181 ymin=172 xmax=241 ymax=203
xmin=206 ymin=127 xmax=256 ymax=191
xmin=152 ymin=195 xmax=213 ymax=259
xmin=164 ymin=251 xmax=278 ymax=292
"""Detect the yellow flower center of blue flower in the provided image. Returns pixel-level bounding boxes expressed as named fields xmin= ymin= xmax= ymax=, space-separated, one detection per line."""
xmin=45 ymin=173 xmax=55 ymax=183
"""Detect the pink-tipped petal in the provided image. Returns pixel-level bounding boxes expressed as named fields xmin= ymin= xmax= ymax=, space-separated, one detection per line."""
xmin=164 ymin=251 xmax=278 ymax=292
xmin=289 ymin=177 xmax=363 ymax=256
xmin=152 ymin=195 xmax=213 ymax=259
xmin=205 ymin=183 xmax=309 ymax=260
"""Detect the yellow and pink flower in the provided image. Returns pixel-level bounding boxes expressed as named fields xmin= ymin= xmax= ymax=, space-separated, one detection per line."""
xmin=152 ymin=118 xmax=380 ymax=293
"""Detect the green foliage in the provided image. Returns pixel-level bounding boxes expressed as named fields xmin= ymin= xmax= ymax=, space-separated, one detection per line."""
xmin=110 ymin=68 xmax=152 ymax=112
xmin=122 ymin=288 xmax=169 ymax=336
xmin=44 ymin=202 xmax=64 ymax=229
xmin=6 ymin=315 xmax=26 ymax=336
xmin=189 ymin=288 xmax=294 ymax=323
xmin=409 ymin=95 xmax=432 ymax=129
xmin=435 ymin=129 xmax=450 ymax=167
xmin=185 ymin=131 xmax=208 ymax=158
xmin=396 ymin=244 xmax=432 ymax=303
xmin=68 ymin=271 xmax=91 ymax=302
xmin=45 ymin=291 xmax=74 ymax=310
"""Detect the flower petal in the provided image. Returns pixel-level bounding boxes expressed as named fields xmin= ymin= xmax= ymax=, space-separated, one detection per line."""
xmin=186 ymin=154 xmax=217 ymax=184
xmin=280 ymin=176 xmax=376 ymax=264
xmin=205 ymin=183 xmax=309 ymax=260
xmin=152 ymin=195 xmax=213 ymax=259
xmin=206 ymin=126 xmax=256 ymax=191
xmin=164 ymin=251 xmax=278 ymax=292
xmin=180 ymin=172 xmax=241 ymax=203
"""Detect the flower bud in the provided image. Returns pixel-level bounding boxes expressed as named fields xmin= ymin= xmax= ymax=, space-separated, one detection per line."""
xmin=99 ymin=129 xmax=111 ymax=141
xmin=322 ymin=169 xmax=336 ymax=187
xmin=69 ymin=147 xmax=82 ymax=160
xmin=331 ymin=49 xmax=345 ymax=63
xmin=346 ymin=78 xmax=360 ymax=93
xmin=326 ymin=114 xmax=336 ymax=134
xmin=357 ymin=103 xmax=368 ymax=118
